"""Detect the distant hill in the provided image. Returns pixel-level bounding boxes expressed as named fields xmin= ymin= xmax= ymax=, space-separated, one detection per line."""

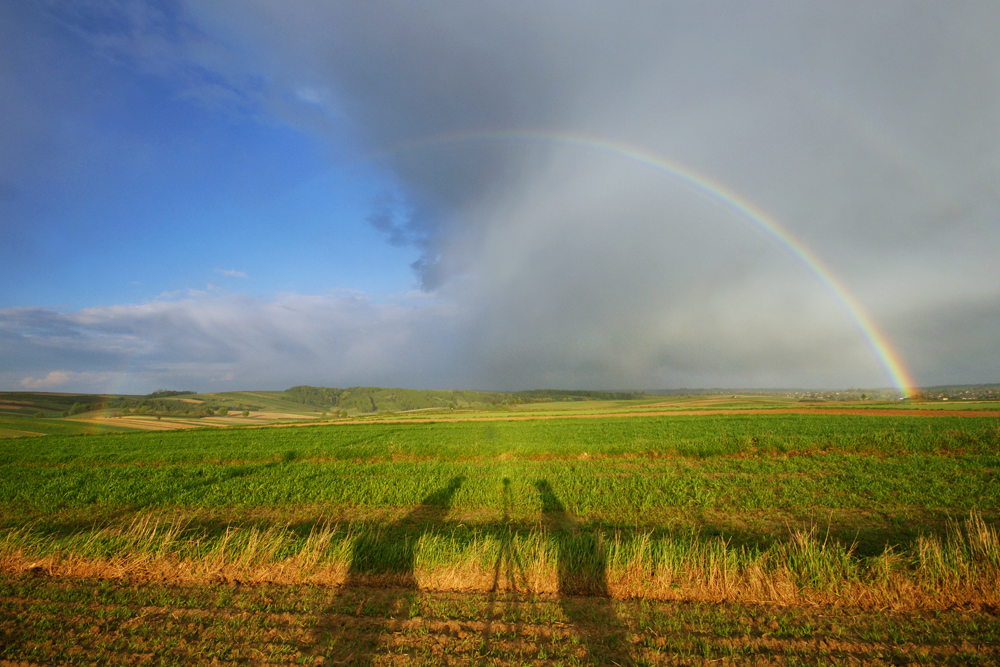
xmin=282 ymin=386 xmax=502 ymax=412
xmin=0 ymin=392 xmax=111 ymax=418
xmin=277 ymin=386 xmax=648 ymax=413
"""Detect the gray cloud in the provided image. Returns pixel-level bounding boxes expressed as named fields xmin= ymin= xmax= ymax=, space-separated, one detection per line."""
xmin=4 ymin=1 xmax=999 ymax=391
xmin=366 ymin=191 xmax=426 ymax=249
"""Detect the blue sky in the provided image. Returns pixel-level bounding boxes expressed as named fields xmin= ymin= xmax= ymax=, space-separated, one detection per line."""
xmin=1 ymin=3 xmax=417 ymax=309
xmin=2 ymin=2 xmax=999 ymax=394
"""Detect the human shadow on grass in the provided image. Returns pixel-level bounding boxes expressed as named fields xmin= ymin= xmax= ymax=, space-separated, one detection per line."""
xmin=536 ymin=479 xmax=635 ymax=666
xmin=490 ymin=478 xmax=527 ymax=592
xmin=476 ymin=477 xmax=532 ymax=660
xmin=309 ymin=476 xmax=465 ymax=666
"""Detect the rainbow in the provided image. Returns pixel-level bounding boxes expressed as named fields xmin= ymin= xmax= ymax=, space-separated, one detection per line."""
xmin=383 ymin=129 xmax=917 ymax=396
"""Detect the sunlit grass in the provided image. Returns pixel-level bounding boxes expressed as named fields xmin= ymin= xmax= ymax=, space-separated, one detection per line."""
xmin=1 ymin=411 xmax=998 ymax=610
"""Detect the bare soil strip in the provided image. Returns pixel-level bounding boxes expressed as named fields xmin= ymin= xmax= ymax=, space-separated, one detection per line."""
xmin=68 ymin=411 xmax=322 ymax=432
xmin=1 ymin=575 xmax=997 ymax=666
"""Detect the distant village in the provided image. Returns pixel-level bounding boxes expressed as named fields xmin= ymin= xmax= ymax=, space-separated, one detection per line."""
xmin=782 ymin=385 xmax=1000 ymax=402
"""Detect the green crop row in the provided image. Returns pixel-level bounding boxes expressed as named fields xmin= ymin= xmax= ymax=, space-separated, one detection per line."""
xmin=3 ymin=454 xmax=997 ymax=529
xmin=1 ymin=413 xmax=997 ymax=464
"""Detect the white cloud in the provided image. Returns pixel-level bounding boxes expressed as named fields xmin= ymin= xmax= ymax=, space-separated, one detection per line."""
xmin=20 ymin=371 xmax=109 ymax=391
xmin=294 ymin=86 xmax=324 ymax=105
xmin=21 ymin=371 xmax=72 ymax=389
xmin=1 ymin=292 xmax=456 ymax=392
xmin=214 ymin=269 xmax=248 ymax=278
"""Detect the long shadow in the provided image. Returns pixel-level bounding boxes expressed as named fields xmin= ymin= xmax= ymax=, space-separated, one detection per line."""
xmin=310 ymin=476 xmax=464 ymax=665
xmin=536 ymin=479 xmax=634 ymax=666
xmin=477 ymin=478 xmax=531 ymax=660
xmin=347 ymin=475 xmax=464 ymax=588
xmin=491 ymin=478 xmax=527 ymax=592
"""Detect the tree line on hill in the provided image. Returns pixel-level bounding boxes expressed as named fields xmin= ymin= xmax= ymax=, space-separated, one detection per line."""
xmin=283 ymin=386 xmax=646 ymax=413
xmin=1 ymin=390 xmax=250 ymax=419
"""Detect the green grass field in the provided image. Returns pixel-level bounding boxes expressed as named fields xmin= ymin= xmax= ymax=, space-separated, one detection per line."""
xmin=2 ymin=400 xmax=999 ymax=664
xmin=2 ymin=413 xmax=998 ymax=580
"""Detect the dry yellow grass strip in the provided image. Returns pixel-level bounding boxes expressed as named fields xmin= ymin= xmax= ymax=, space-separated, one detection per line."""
xmin=2 ymin=513 xmax=998 ymax=612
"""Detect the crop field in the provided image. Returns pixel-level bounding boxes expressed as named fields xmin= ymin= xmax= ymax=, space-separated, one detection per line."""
xmin=1 ymin=405 xmax=999 ymax=664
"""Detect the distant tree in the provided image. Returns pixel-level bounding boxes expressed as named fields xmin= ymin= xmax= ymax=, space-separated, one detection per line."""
xmin=241 ymin=409 xmax=250 ymax=417
xmin=33 ymin=412 xmax=45 ymax=418
xmin=217 ymin=406 xmax=229 ymax=416
xmin=62 ymin=411 xmax=69 ymax=417
xmin=861 ymin=393 xmax=867 ymax=401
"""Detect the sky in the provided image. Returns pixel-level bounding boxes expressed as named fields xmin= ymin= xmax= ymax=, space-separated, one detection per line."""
xmin=1 ymin=1 xmax=999 ymax=395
